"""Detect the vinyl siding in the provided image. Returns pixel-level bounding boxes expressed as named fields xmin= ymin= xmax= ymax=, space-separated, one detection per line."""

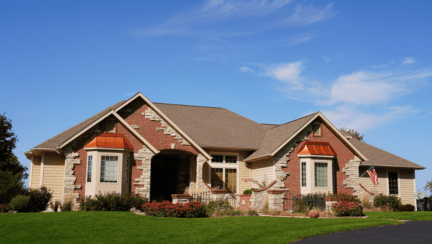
xmin=31 ymin=156 xmax=41 ymax=189
xmin=359 ymin=167 xmax=387 ymax=195
xmin=399 ymin=169 xmax=415 ymax=206
xmin=238 ymin=152 xmax=251 ymax=194
xmin=42 ymin=153 xmax=65 ymax=203
xmin=251 ymin=158 xmax=275 ymax=188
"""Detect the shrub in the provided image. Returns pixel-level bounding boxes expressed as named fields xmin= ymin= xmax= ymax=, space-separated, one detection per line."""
xmin=293 ymin=193 xmax=326 ymax=213
xmin=0 ymin=204 xmax=9 ymax=213
xmin=78 ymin=192 xmax=148 ymax=211
xmin=62 ymin=201 xmax=73 ymax=212
xmin=202 ymin=200 xmax=231 ymax=216
xmin=261 ymin=202 xmax=269 ymax=213
xmin=373 ymin=194 xmax=401 ymax=211
xmin=331 ymin=201 xmax=363 ymax=216
xmin=247 ymin=209 xmax=259 ymax=216
xmin=26 ymin=186 xmax=53 ymax=212
xmin=398 ymin=204 xmax=415 ymax=212
xmin=141 ymin=201 xmax=206 ymax=218
xmin=243 ymin=189 xmax=256 ymax=195
xmin=9 ymin=195 xmax=31 ymax=212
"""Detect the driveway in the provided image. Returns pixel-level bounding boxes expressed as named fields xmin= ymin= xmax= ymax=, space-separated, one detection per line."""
xmin=293 ymin=221 xmax=432 ymax=244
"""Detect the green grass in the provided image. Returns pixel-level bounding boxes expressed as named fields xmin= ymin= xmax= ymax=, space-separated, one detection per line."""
xmin=0 ymin=212 xmax=400 ymax=244
xmin=364 ymin=211 xmax=432 ymax=221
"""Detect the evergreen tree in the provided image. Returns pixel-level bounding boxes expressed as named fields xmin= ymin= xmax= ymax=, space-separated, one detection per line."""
xmin=340 ymin=127 xmax=364 ymax=141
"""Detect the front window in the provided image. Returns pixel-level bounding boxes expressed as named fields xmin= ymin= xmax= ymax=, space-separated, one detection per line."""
xmin=87 ymin=155 xmax=93 ymax=182
xmin=388 ymin=172 xmax=398 ymax=195
xmin=210 ymin=154 xmax=238 ymax=193
xmin=301 ymin=162 xmax=306 ymax=187
xmin=100 ymin=156 xmax=118 ymax=183
xmin=315 ymin=162 xmax=328 ymax=187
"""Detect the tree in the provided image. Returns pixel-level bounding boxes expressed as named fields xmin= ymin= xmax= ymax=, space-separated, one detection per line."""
xmin=0 ymin=113 xmax=28 ymax=204
xmin=424 ymin=180 xmax=432 ymax=197
xmin=340 ymin=127 xmax=364 ymax=141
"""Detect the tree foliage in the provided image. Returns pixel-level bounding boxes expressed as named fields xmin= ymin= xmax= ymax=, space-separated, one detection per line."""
xmin=340 ymin=127 xmax=364 ymax=141
xmin=0 ymin=113 xmax=28 ymax=204
xmin=424 ymin=180 xmax=432 ymax=196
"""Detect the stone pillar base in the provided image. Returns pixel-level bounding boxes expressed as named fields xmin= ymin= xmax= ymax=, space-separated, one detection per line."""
xmin=267 ymin=190 xmax=285 ymax=211
xmin=172 ymin=194 xmax=190 ymax=204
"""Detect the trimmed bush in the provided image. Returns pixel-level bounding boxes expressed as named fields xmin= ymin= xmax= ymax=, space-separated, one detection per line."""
xmin=373 ymin=194 xmax=401 ymax=211
xmin=141 ymin=201 xmax=206 ymax=218
xmin=243 ymin=189 xmax=255 ymax=195
xmin=398 ymin=204 xmax=415 ymax=212
xmin=9 ymin=195 xmax=30 ymax=212
xmin=337 ymin=193 xmax=360 ymax=203
xmin=331 ymin=201 xmax=363 ymax=216
xmin=78 ymin=192 xmax=148 ymax=211
xmin=62 ymin=201 xmax=73 ymax=212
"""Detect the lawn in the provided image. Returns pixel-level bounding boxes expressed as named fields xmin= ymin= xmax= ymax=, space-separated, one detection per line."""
xmin=364 ymin=211 xmax=432 ymax=221
xmin=0 ymin=211 xmax=400 ymax=244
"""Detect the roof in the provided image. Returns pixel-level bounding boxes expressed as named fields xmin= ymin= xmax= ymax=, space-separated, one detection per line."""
xmin=153 ymin=103 xmax=269 ymax=149
xmin=339 ymin=131 xmax=425 ymax=169
xmin=32 ymin=100 xmax=126 ymax=150
xmin=298 ymin=142 xmax=336 ymax=156
xmin=84 ymin=133 xmax=133 ymax=150
xmin=245 ymin=112 xmax=318 ymax=160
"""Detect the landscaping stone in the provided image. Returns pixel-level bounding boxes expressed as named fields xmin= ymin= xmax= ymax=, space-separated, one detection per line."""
xmin=308 ymin=210 xmax=319 ymax=218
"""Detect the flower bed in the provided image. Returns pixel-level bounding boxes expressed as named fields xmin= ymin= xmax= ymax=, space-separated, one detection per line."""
xmin=331 ymin=201 xmax=363 ymax=216
xmin=141 ymin=201 xmax=206 ymax=218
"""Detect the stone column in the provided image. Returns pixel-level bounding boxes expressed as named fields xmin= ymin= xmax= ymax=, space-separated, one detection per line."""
xmin=267 ymin=190 xmax=285 ymax=211
xmin=342 ymin=156 xmax=362 ymax=197
xmin=134 ymin=146 xmax=155 ymax=200
xmin=63 ymin=146 xmax=81 ymax=209
xmin=196 ymin=154 xmax=206 ymax=190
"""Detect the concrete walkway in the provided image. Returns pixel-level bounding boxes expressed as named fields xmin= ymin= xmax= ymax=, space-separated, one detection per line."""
xmin=293 ymin=221 xmax=432 ymax=244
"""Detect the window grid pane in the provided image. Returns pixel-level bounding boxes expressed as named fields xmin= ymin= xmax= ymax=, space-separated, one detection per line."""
xmin=225 ymin=169 xmax=237 ymax=193
xmin=225 ymin=156 xmax=237 ymax=163
xmin=100 ymin=156 xmax=118 ymax=183
xmin=315 ymin=163 xmax=327 ymax=187
xmin=301 ymin=162 xmax=306 ymax=187
xmin=212 ymin=155 xmax=223 ymax=163
xmin=388 ymin=172 xmax=398 ymax=195
xmin=211 ymin=168 xmax=224 ymax=189
xmin=87 ymin=155 xmax=92 ymax=182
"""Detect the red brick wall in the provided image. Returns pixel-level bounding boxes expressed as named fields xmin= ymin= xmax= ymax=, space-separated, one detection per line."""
xmin=283 ymin=121 xmax=357 ymax=196
xmin=119 ymin=98 xmax=199 ymax=155
xmin=73 ymin=140 xmax=88 ymax=199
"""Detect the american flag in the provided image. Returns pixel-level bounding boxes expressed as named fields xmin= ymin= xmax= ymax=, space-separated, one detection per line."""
xmin=366 ymin=167 xmax=379 ymax=186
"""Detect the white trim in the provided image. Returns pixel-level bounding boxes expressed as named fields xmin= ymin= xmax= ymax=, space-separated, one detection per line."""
xmin=29 ymin=156 xmax=33 ymax=188
xmin=269 ymin=112 xmax=367 ymax=161
xmin=301 ymin=161 xmax=307 ymax=188
xmin=386 ymin=169 xmax=400 ymax=197
xmin=86 ymin=155 xmax=93 ymax=183
xmin=413 ymin=170 xmax=417 ymax=210
xmin=40 ymin=153 xmax=45 ymax=188
xmin=298 ymin=154 xmax=335 ymax=158
xmin=114 ymin=92 xmax=211 ymax=161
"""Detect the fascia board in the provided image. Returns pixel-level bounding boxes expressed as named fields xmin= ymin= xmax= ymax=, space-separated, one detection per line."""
xmin=116 ymin=92 xmax=211 ymax=160
xmin=111 ymin=112 xmax=159 ymax=154
xmin=244 ymin=154 xmax=272 ymax=163
xmin=58 ymin=111 xmax=116 ymax=149
xmin=270 ymin=112 xmax=368 ymax=161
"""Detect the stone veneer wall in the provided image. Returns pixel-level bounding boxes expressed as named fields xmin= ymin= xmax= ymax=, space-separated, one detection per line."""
xmin=250 ymin=180 xmax=277 ymax=211
xmin=134 ymin=146 xmax=155 ymax=200
xmin=342 ymin=156 xmax=362 ymax=197
xmin=63 ymin=145 xmax=81 ymax=208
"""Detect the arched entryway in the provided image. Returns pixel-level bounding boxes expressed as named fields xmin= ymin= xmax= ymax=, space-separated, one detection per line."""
xmin=150 ymin=150 xmax=194 ymax=202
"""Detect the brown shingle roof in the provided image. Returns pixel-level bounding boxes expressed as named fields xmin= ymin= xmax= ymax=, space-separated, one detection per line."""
xmin=245 ymin=112 xmax=318 ymax=161
xmin=33 ymin=101 xmax=126 ymax=150
xmin=339 ymin=131 xmax=425 ymax=169
xmin=153 ymin=103 xmax=269 ymax=149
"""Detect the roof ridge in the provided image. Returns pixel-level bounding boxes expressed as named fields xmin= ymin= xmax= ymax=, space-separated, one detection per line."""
xmin=271 ymin=112 xmax=319 ymax=129
xmin=153 ymin=102 xmax=223 ymax=109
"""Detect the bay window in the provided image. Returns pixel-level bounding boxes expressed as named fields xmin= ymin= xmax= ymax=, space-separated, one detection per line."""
xmin=100 ymin=156 xmax=119 ymax=183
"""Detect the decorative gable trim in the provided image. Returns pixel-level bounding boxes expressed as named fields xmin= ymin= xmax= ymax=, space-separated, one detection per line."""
xmin=114 ymin=92 xmax=211 ymax=160
xmin=270 ymin=112 xmax=368 ymax=161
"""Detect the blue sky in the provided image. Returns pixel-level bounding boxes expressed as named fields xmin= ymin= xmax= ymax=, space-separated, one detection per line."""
xmin=2 ymin=0 xmax=432 ymax=194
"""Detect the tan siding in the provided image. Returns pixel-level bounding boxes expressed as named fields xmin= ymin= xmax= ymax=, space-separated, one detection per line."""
xmin=238 ymin=151 xmax=251 ymax=194
xmin=42 ymin=153 xmax=65 ymax=203
xmin=399 ymin=169 xmax=415 ymax=206
xmin=359 ymin=167 xmax=387 ymax=195
xmin=251 ymin=158 xmax=274 ymax=188
xmin=31 ymin=156 xmax=41 ymax=189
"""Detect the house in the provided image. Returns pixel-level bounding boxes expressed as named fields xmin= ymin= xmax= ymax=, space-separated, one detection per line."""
xmin=25 ymin=92 xmax=425 ymax=209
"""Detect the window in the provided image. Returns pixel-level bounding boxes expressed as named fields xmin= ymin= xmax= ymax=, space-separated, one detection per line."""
xmin=301 ymin=162 xmax=306 ymax=187
xmin=100 ymin=156 xmax=118 ymax=183
xmin=210 ymin=154 xmax=238 ymax=193
xmin=388 ymin=172 xmax=398 ymax=195
xmin=313 ymin=124 xmax=321 ymax=136
xmin=315 ymin=163 xmax=328 ymax=187
xmin=125 ymin=157 xmax=130 ymax=184
xmin=106 ymin=119 xmax=116 ymax=133
xmin=87 ymin=155 xmax=93 ymax=182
